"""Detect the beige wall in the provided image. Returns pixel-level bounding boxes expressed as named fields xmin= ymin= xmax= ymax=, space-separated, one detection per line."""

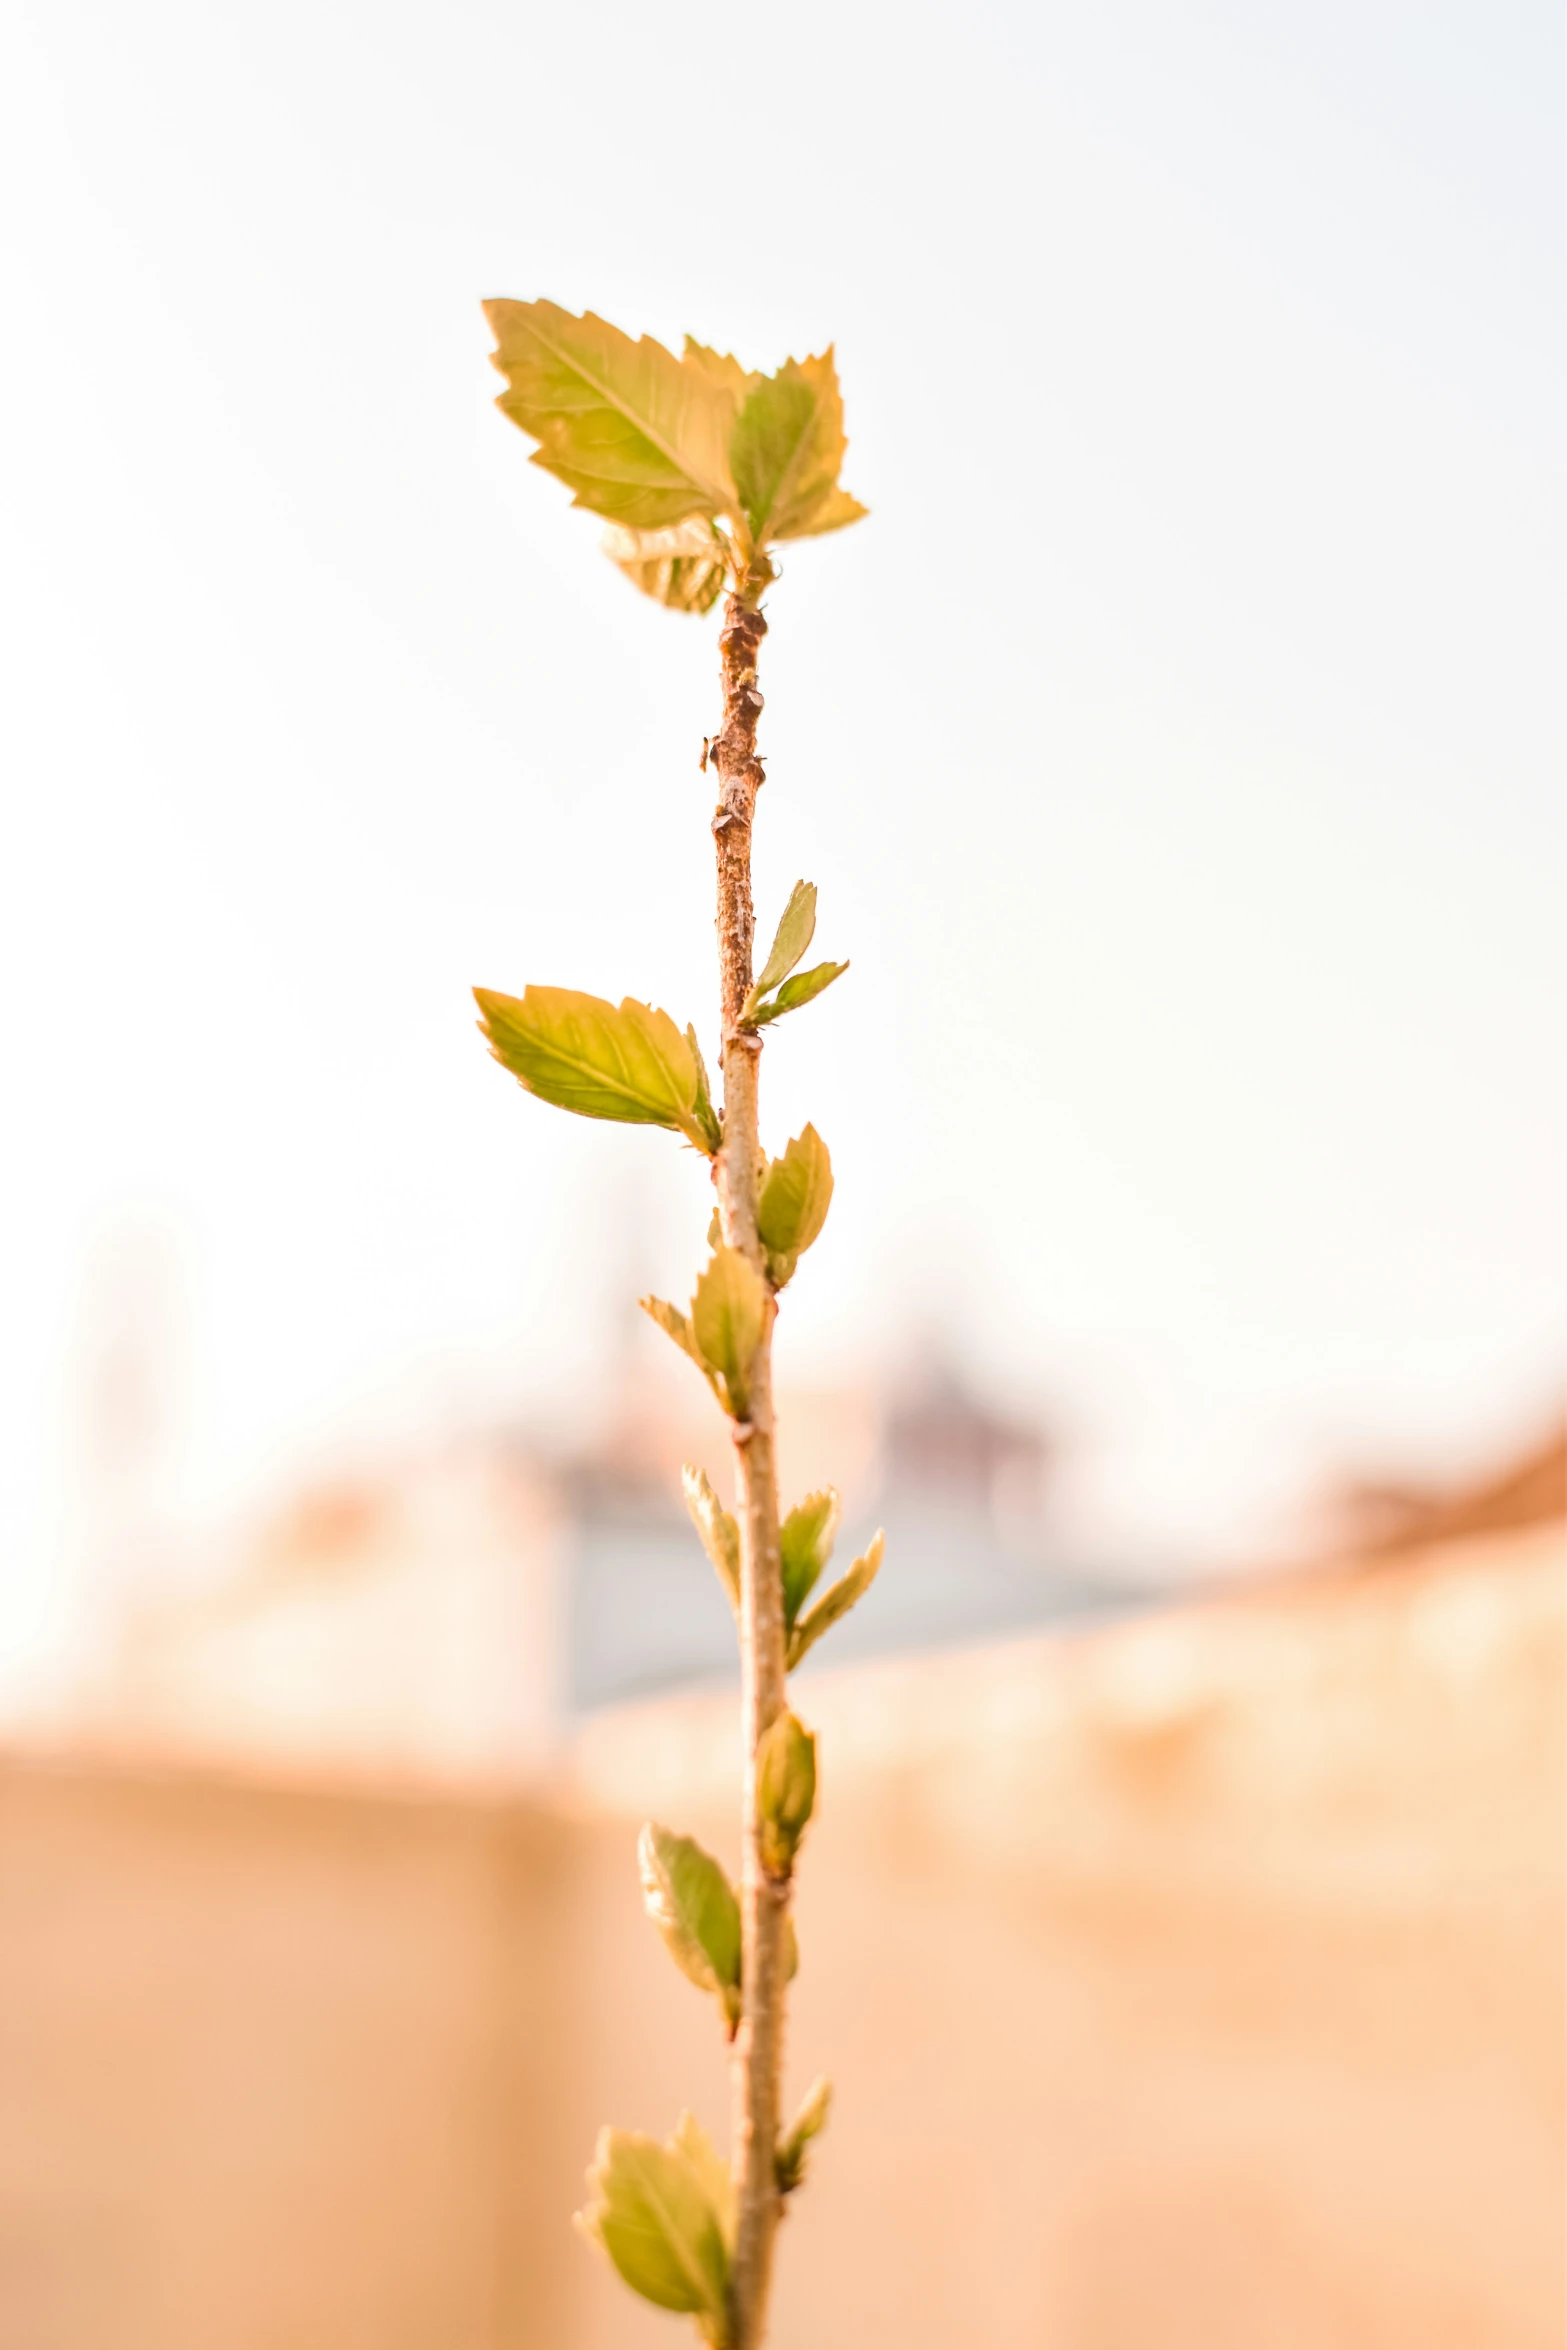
xmin=2 ymin=1526 xmax=1562 ymax=2350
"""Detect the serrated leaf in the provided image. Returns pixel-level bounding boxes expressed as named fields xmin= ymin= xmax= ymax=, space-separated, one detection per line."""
xmin=691 ymin=1247 xmax=768 ymax=1418
xmin=476 ymin=985 xmax=716 ymax=1153
xmin=682 ymin=1465 xmax=740 ymax=1613
xmin=685 ymin=1026 xmax=722 ymax=1153
xmin=746 ymin=881 xmax=817 ymax=1011
xmin=602 ymin=519 xmax=728 ymax=615
xmin=788 ymin=484 xmax=869 ymax=538
xmin=729 ymin=350 xmax=866 ymax=545
xmin=757 ymin=1126 xmax=833 ymax=1266
xmin=638 ymin=1823 xmax=741 ymax=2026
xmin=640 ymin=1297 xmax=725 ymax=1405
xmin=779 ymin=1487 xmax=841 ymax=1628
xmin=682 ymin=338 xmax=762 ymax=402
xmin=748 ymin=960 xmax=850 ymax=1027
xmin=485 ymin=299 xmax=738 ymax=530
xmin=578 ymin=2126 xmax=729 ymax=2320
xmin=672 ymin=2113 xmax=736 ymax=2251
xmin=787 ymin=1530 xmax=884 ymax=1669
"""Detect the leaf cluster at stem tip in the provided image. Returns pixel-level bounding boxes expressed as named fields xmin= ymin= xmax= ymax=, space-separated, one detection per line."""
xmin=483 ymin=299 xmax=867 ymax=608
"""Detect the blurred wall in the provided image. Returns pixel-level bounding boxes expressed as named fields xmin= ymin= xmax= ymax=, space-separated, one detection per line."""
xmin=0 ymin=1766 xmax=579 ymax=2350
xmin=1 ymin=1522 xmax=1561 ymax=2350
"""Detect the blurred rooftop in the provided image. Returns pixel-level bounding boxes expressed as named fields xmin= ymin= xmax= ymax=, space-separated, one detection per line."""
xmin=31 ymin=1355 xmax=1565 ymax=1805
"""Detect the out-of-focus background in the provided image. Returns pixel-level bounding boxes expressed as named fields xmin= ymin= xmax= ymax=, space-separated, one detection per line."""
xmin=1 ymin=0 xmax=1563 ymax=2344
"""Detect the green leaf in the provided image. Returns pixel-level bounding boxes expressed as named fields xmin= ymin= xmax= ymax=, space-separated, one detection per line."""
xmin=638 ymin=1823 xmax=742 ymax=2028
xmin=756 ymin=1709 xmax=817 ymax=1877
xmin=476 ymin=985 xmax=716 ymax=1153
xmin=787 ymin=1531 xmax=884 ymax=1670
xmin=691 ymin=1247 xmax=768 ymax=1419
xmin=682 ymin=1465 xmax=740 ymax=1614
xmin=757 ymin=1126 xmax=834 ymax=1265
xmin=602 ymin=520 xmax=728 ymax=615
xmin=779 ymin=1487 xmax=841 ymax=1628
xmin=686 ymin=1026 xmax=722 ymax=1154
xmin=748 ymin=961 xmax=850 ymax=1028
xmin=640 ymin=1297 xmax=725 ymax=1405
xmin=484 ymin=299 xmax=738 ymax=530
xmin=672 ymin=2112 xmax=736 ymax=2252
xmin=578 ymin=2125 xmax=729 ymax=2321
xmin=729 ymin=350 xmax=866 ymax=545
xmin=776 ymin=2076 xmax=832 ymax=2194
xmin=745 ymin=881 xmax=817 ymax=1013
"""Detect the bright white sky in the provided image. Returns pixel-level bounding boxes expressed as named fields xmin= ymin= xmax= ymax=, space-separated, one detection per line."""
xmin=1 ymin=0 xmax=1562 ymax=1692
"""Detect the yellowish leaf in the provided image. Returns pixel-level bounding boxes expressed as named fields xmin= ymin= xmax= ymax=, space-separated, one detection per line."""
xmin=787 ymin=1531 xmax=885 ymax=1669
xmin=756 ymin=1708 xmax=817 ymax=1876
xmin=729 ymin=350 xmax=866 ymax=545
xmin=578 ymin=2126 xmax=729 ymax=2319
xmin=691 ymin=1247 xmax=768 ymax=1418
xmin=640 ymin=1298 xmax=725 ymax=1406
xmin=748 ymin=960 xmax=849 ymax=1028
xmin=485 ymin=299 xmax=738 ymax=529
xmin=602 ymin=519 xmax=729 ymax=615
xmin=638 ymin=1824 xmax=742 ymax=2026
xmin=788 ymin=484 xmax=869 ymax=538
xmin=682 ymin=338 xmax=761 ymax=402
xmin=776 ymin=2077 xmax=832 ymax=2193
xmin=745 ymin=880 xmax=817 ymax=1013
xmin=685 ymin=1025 xmax=722 ymax=1152
xmin=758 ymin=1126 xmax=834 ymax=1264
xmin=779 ymin=1485 xmax=841 ymax=1627
xmin=682 ymin=1464 xmax=740 ymax=1612
xmin=672 ymin=2113 xmax=737 ymax=2250
xmin=476 ymin=984 xmax=715 ymax=1152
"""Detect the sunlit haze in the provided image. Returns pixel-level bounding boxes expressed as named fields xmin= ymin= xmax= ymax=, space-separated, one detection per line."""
xmin=2 ymin=0 xmax=1562 ymax=1698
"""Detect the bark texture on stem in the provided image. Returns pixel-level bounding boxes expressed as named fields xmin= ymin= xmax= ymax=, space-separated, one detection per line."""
xmin=711 ymin=590 xmax=788 ymax=2350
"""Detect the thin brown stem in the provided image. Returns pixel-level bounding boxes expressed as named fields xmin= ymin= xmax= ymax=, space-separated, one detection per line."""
xmin=711 ymin=589 xmax=788 ymax=2350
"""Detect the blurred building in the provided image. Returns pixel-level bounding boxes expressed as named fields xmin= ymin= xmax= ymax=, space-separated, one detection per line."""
xmin=568 ymin=1352 xmax=1139 ymax=1713
xmin=1327 ymin=1420 xmax=1567 ymax=1559
xmin=55 ymin=1356 xmax=1564 ymax=1805
xmin=59 ymin=1350 xmax=1151 ymax=1782
xmin=78 ymin=1449 xmax=565 ymax=1783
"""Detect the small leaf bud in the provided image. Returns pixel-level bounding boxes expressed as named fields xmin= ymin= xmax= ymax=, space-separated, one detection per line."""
xmin=775 ymin=2075 xmax=832 ymax=2194
xmin=756 ymin=1709 xmax=816 ymax=1878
